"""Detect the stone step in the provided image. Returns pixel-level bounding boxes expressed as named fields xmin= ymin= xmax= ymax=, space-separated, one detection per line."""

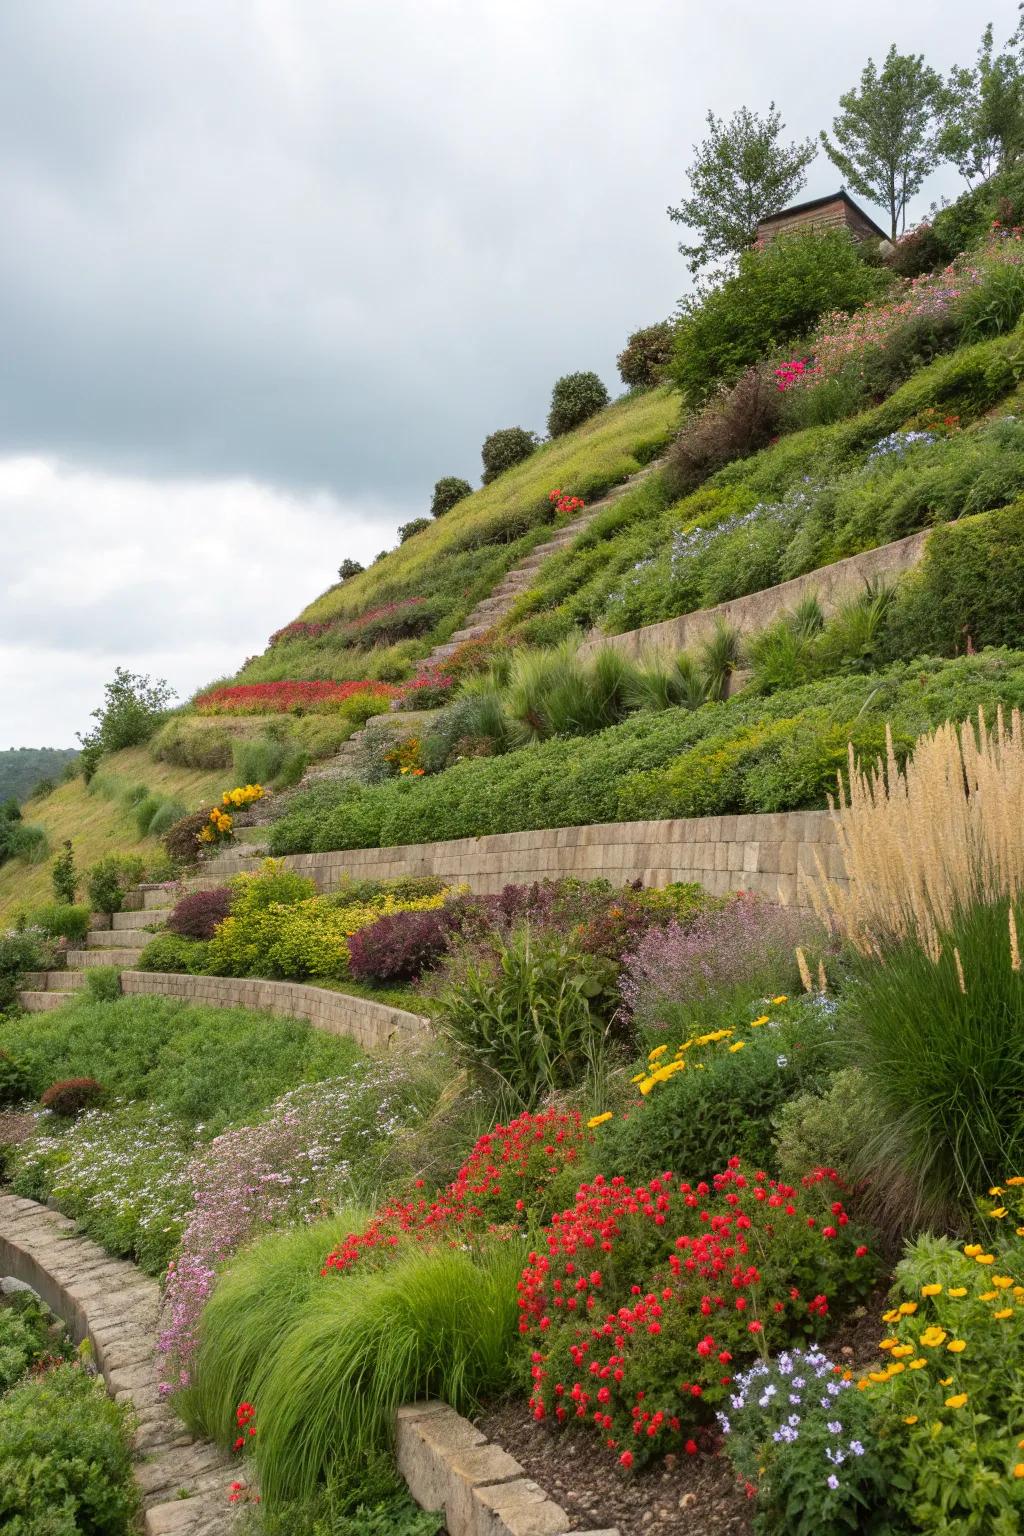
xmin=18 ymin=990 xmax=69 ymax=1013
xmin=66 ymin=948 xmax=146 ymax=969
xmin=113 ymin=908 xmax=169 ymax=930
xmin=21 ymin=970 xmax=87 ymax=992
xmin=87 ymin=928 xmax=151 ymax=949
xmin=143 ymin=888 xmax=179 ymax=911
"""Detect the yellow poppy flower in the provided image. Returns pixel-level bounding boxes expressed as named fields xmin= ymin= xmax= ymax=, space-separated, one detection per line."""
xmin=976 ymin=1254 xmax=996 ymax=1265
xmin=898 ymin=1301 xmax=918 ymax=1315
xmin=918 ymin=1327 xmax=947 ymax=1348
xmin=587 ymin=1112 xmax=613 ymax=1129
xmin=750 ymin=1015 xmax=770 ymax=1027
xmin=980 ymin=1291 xmax=998 ymax=1302
xmin=921 ymin=1284 xmax=942 ymax=1297
xmin=648 ymin=1044 xmax=669 ymax=1061
xmin=891 ymin=1344 xmax=915 ymax=1359
xmin=947 ymin=1288 xmax=968 ymax=1298
xmin=990 ymin=1186 xmax=1005 ymax=1197
xmin=1006 ymin=1176 xmax=1024 ymax=1186
xmin=989 ymin=1208 xmax=1008 ymax=1219
xmin=879 ymin=1338 xmax=898 ymax=1351
xmin=771 ymin=995 xmax=788 ymax=1004
xmin=888 ymin=1362 xmax=906 ymax=1376
xmin=903 ymin=1415 xmax=918 ymax=1425
xmin=994 ymin=1308 xmax=1014 ymax=1320
xmin=868 ymin=1370 xmax=889 ymax=1384
xmin=940 ymin=1376 xmax=953 ymax=1386
xmin=993 ymin=1276 xmax=1014 ymax=1289
xmin=882 ymin=1309 xmax=900 ymax=1323
xmin=909 ymin=1359 xmax=927 ymax=1370
xmin=944 ymin=1393 xmax=968 ymax=1409
xmin=946 ymin=1340 xmax=966 ymax=1353
xmin=728 ymin=1042 xmax=745 ymax=1053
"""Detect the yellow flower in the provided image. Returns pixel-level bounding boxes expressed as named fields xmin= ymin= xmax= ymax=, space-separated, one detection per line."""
xmin=980 ymin=1291 xmax=998 ymax=1302
xmin=888 ymin=1361 xmax=906 ymax=1376
xmin=947 ymin=1288 xmax=968 ymax=1298
xmin=944 ymin=1393 xmax=968 ymax=1409
xmin=990 ymin=1186 xmax=1005 ymax=1197
xmin=919 ymin=1327 xmax=947 ymax=1348
xmin=921 ymin=1284 xmax=942 ymax=1297
xmin=587 ymin=1112 xmax=613 ymax=1129
xmin=728 ymin=1041 xmax=745 ymax=1053
xmin=771 ymin=995 xmax=788 ymax=1004
xmin=994 ymin=1308 xmax=1014 ymax=1320
xmin=903 ymin=1415 xmax=918 ymax=1425
xmin=898 ymin=1301 xmax=918 ymax=1315
xmin=976 ymin=1254 xmax=996 ymax=1265
xmin=631 ymin=1073 xmax=645 ymax=1084
xmin=1017 ymin=1227 xmax=1024 ymax=1237
xmin=882 ymin=1308 xmax=900 ymax=1323
xmin=1014 ymin=1287 xmax=1024 ymax=1298
xmin=964 ymin=1244 xmax=983 ymax=1257
xmin=750 ymin=1015 xmax=770 ymax=1027
xmin=868 ymin=1370 xmax=889 ymax=1384
xmin=940 ymin=1377 xmax=953 ymax=1386
xmin=856 ymin=1379 xmax=871 ymax=1391
xmin=993 ymin=1276 xmax=1014 ymax=1289
xmin=990 ymin=1208 xmax=1008 ymax=1219
xmin=891 ymin=1344 xmax=915 ymax=1359
xmin=946 ymin=1340 xmax=966 ymax=1353
xmin=909 ymin=1359 xmax=927 ymax=1370
xmin=879 ymin=1338 xmax=899 ymax=1351
xmin=648 ymin=1044 xmax=669 ymax=1061
xmin=638 ymin=1079 xmax=656 ymax=1096
xmin=1015 ymin=1465 xmax=1024 ymax=1479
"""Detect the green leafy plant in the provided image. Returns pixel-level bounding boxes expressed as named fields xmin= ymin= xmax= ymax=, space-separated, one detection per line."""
xmin=0 ymin=1048 xmax=31 ymax=1107
xmin=398 ymin=517 xmax=431 ymax=544
xmin=85 ymin=853 xmax=146 ymax=914
xmin=480 ymin=426 xmax=539 ymax=484
xmin=50 ymin=840 xmax=77 ymax=904
xmin=430 ymin=476 xmax=473 ymax=518
xmin=617 ymin=321 xmax=675 ymax=389
xmin=25 ymin=903 xmax=91 ymax=943
xmin=547 ymin=371 xmax=610 ymax=437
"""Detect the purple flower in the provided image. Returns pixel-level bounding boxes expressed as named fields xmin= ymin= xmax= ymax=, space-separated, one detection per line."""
xmin=827 ymin=1474 xmax=839 ymax=1491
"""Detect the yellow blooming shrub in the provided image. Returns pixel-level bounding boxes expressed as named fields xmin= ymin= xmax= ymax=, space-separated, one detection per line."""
xmin=221 ymin=784 xmax=265 ymax=809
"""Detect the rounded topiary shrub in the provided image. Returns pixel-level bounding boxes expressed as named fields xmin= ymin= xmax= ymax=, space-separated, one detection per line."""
xmin=338 ymin=558 xmax=364 ymax=581
xmin=0 ymin=1049 xmax=31 ymax=1108
xmin=347 ymin=908 xmax=454 ymax=983
xmin=480 ymin=427 xmax=539 ymax=485
xmin=430 ymin=476 xmax=473 ymax=518
xmin=166 ymin=886 xmax=233 ymax=940
xmin=398 ymin=517 xmax=431 ymax=544
xmin=546 ymin=371 xmax=610 ymax=437
xmin=616 ymin=321 xmax=675 ymax=390
xmin=41 ymin=1078 xmax=104 ymax=1118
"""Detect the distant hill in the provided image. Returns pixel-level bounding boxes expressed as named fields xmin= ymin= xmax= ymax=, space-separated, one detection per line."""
xmin=0 ymin=747 xmax=79 ymax=804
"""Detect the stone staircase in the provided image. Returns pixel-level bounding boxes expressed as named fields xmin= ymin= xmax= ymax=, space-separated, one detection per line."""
xmin=17 ymin=900 xmax=175 ymax=1012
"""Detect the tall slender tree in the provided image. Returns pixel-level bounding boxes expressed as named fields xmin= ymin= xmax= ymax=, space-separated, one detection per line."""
xmin=668 ymin=104 xmax=816 ymax=276
xmin=820 ymin=46 xmax=945 ymax=238
xmin=940 ymin=20 xmax=1024 ymax=188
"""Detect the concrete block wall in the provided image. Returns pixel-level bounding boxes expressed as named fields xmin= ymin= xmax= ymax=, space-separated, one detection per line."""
xmin=121 ymin=970 xmax=429 ymax=1050
xmin=579 ymin=530 xmax=930 ymax=663
xmin=273 ymin=808 xmax=841 ymax=906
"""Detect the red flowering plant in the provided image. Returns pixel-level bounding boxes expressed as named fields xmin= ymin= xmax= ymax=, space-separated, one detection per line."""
xmin=322 ymin=1108 xmax=587 ymax=1277
xmin=194 ymin=679 xmax=400 ymax=716
xmin=548 ymin=488 xmax=586 ymax=518
xmin=519 ymin=1159 xmax=877 ymax=1468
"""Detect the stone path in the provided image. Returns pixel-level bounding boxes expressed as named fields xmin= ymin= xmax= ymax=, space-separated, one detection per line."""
xmin=0 ymin=1195 xmax=240 ymax=1536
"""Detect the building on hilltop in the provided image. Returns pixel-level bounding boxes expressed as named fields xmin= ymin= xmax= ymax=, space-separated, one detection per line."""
xmin=756 ymin=189 xmax=888 ymax=247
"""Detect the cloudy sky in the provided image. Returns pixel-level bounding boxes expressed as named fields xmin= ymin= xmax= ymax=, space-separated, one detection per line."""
xmin=0 ymin=0 xmax=1010 ymax=747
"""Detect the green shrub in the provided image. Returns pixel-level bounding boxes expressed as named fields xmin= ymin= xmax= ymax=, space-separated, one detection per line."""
xmin=842 ymin=896 xmax=1024 ymax=1226
xmin=76 ymin=665 xmax=175 ymax=778
xmin=0 ymin=1293 xmax=72 ymax=1391
xmin=617 ymin=321 xmax=675 ymax=389
xmin=0 ymin=1048 xmax=31 ymax=1107
xmin=398 ymin=517 xmax=431 ymax=544
xmin=50 ymin=840 xmax=77 ymax=905
xmin=547 ymin=371 xmax=611 ymax=437
xmin=670 ymin=229 xmax=889 ymax=405
xmin=480 ymin=426 xmax=539 ymax=484
xmin=430 ymin=476 xmax=473 ymax=518
xmin=338 ymin=558 xmax=364 ymax=580
xmin=85 ymin=853 xmax=146 ymax=914
xmin=232 ymin=735 xmax=288 ymax=787
xmin=85 ymin=967 xmax=123 ymax=1003
xmin=771 ymin=1066 xmax=880 ymax=1189
xmin=0 ymin=1362 xmax=139 ymax=1533
xmin=185 ymin=1221 xmax=521 ymax=1507
xmin=0 ymin=930 xmax=55 ymax=1013
xmin=889 ymin=501 xmax=1024 ymax=657
xmin=0 ymin=994 xmax=361 ymax=1135
xmin=0 ymin=820 xmax=48 ymax=867
xmin=436 ymin=928 xmax=612 ymax=1110
xmin=147 ymin=797 xmax=187 ymax=838
xmin=133 ymin=792 xmax=162 ymax=837
xmin=137 ymin=932 xmax=212 ymax=975
xmin=149 ymin=716 xmax=233 ymax=770
xmin=26 ymin=904 xmax=90 ymax=943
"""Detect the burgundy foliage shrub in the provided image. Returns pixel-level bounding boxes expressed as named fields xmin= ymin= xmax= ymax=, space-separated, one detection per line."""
xmin=166 ymin=886 xmax=234 ymax=941
xmin=346 ymin=908 xmax=456 ymax=983
xmin=42 ymin=1077 xmax=105 ymax=1117
xmin=666 ymin=366 xmax=781 ymax=497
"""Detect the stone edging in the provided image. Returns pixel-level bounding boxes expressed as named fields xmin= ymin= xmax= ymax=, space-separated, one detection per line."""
xmin=0 ymin=1194 xmax=239 ymax=1536
xmin=118 ymin=971 xmax=430 ymax=1050
xmin=579 ymin=529 xmax=930 ymax=661
xmin=397 ymin=1400 xmax=618 ymax=1536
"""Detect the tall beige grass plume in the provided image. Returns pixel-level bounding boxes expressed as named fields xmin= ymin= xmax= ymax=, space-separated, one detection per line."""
xmin=806 ymin=706 xmax=1024 ymax=957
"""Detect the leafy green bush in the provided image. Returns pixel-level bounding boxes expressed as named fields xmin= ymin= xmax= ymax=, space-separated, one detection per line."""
xmin=0 ymin=819 xmax=48 ymax=868
xmin=137 ymin=932 xmax=212 ymax=974
xmin=547 ymin=371 xmax=611 ymax=437
xmin=888 ymin=501 xmax=1024 ymax=657
xmin=0 ymin=1048 xmax=31 ymax=1107
xmin=430 ymin=476 xmax=472 ymax=518
xmin=85 ymin=967 xmax=122 ymax=1003
xmin=270 ymin=653 xmax=1024 ymax=854
xmin=670 ymin=229 xmax=889 ymax=406
xmin=76 ymin=666 xmax=175 ymax=780
xmin=0 ymin=930 xmax=55 ymax=1013
xmin=0 ymin=1293 xmax=71 ymax=1391
xmin=480 ymin=426 xmax=539 ymax=484
xmin=436 ymin=928 xmax=612 ymax=1110
xmin=0 ymin=994 xmax=361 ymax=1135
xmin=0 ymin=1362 xmax=139 ymax=1533
xmin=617 ymin=321 xmax=675 ymax=389
xmin=772 ymin=1066 xmax=880 ymax=1188
xmin=25 ymin=903 xmax=90 ymax=943
xmin=85 ymin=854 xmax=146 ymax=914
xmin=50 ymin=841 xmax=77 ymax=905
xmin=398 ymin=517 xmax=431 ymax=544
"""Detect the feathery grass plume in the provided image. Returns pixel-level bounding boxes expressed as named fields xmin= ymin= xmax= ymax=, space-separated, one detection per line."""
xmin=1011 ymin=905 xmax=1021 ymax=972
xmin=807 ymin=706 xmax=1024 ymax=956
xmin=795 ymin=946 xmax=814 ymax=994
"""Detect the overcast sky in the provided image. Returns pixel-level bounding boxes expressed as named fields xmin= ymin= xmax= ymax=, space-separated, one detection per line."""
xmin=0 ymin=0 xmax=1011 ymax=747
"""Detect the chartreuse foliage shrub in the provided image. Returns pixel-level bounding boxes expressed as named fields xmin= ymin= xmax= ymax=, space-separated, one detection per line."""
xmin=670 ymin=229 xmax=889 ymax=406
xmin=23 ymin=902 xmax=90 ymax=942
xmin=430 ymin=476 xmax=472 ymax=518
xmin=0 ymin=1361 xmax=139 ymax=1534
xmin=270 ymin=652 xmax=1024 ymax=855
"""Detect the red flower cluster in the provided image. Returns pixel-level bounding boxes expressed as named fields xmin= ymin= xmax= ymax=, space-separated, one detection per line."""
xmin=269 ymin=597 xmax=427 ymax=648
xmin=322 ymin=1109 xmax=585 ymax=1275
xmin=194 ymin=679 xmax=400 ymax=715
xmin=548 ymin=488 xmax=586 ymax=517
xmin=232 ymin=1400 xmax=256 ymax=1452
xmin=519 ymin=1160 xmax=874 ymax=1466
xmin=773 ymin=358 xmax=811 ymax=392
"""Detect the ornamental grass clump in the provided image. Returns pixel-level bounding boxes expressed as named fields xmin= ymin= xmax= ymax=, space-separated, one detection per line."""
xmin=809 ymin=709 xmax=1024 ymax=1223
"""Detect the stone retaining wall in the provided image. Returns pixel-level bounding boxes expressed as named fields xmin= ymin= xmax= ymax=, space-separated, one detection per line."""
xmin=0 ymin=1195 xmax=238 ymax=1536
xmin=579 ymin=530 xmax=929 ymax=661
xmin=273 ymin=809 xmax=840 ymax=906
xmin=120 ymin=971 xmax=429 ymax=1049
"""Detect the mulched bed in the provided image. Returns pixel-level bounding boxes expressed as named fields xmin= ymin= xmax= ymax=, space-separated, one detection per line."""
xmin=476 ymin=1291 xmax=890 ymax=1535
xmin=0 ymin=1111 xmax=37 ymax=1151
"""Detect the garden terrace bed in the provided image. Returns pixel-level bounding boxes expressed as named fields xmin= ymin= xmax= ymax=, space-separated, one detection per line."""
xmin=0 ymin=1194 xmax=239 ymax=1536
